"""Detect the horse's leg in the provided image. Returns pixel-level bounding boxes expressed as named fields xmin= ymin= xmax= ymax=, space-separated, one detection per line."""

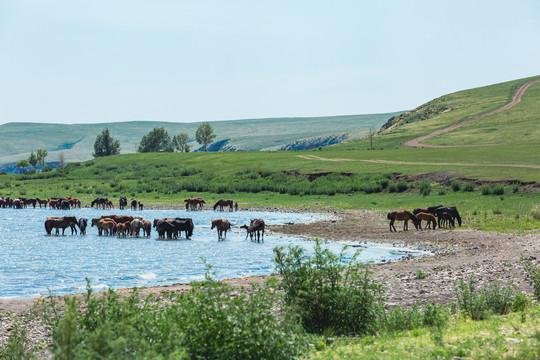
xmin=403 ymin=220 xmax=408 ymax=231
xmin=389 ymin=219 xmax=395 ymax=232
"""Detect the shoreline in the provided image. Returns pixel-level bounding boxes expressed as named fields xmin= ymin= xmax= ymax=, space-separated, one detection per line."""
xmin=2 ymin=206 xmax=537 ymax=312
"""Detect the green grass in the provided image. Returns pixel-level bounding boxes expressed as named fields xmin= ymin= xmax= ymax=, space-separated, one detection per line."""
xmin=0 ymin=112 xmax=399 ymax=165
xmin=335 ymin=75 xmax=540 ymax=149
xmin=310 ymin=306 xmax=540 ymax=359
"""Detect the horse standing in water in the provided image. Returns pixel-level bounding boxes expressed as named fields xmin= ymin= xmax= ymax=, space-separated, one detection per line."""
xmin=211 ymin=219 xmax=231 ymax=240
xmin=387 ymin=211 xmax=419 ymax=232
xmin=240 ymin=219 xmax=265 ymax=242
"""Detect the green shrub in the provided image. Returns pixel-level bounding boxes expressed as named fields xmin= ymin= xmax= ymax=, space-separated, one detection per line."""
xmin=415 ymin=270 xmax=427 ymax=279
xmin=463 ymin=182 xmax=475 ymax=192
xmin=530 ymin=205 xmax=540 ymax=221
xmin=396 ymin=180 xmax=408 ymax=192
xmin=419 ymin=180 xmax=431 ymax=196
xmin=384 ymin=305 xmax=423 ymax=332
xmin=482 ymin=185 xmax=505 ymax=196
xmin=363 ymin=182 xmax=382 ymax=194
xmin=273 ymin=240 xmax=384 ymax=336
xmin=451 ymin=181 xmax=461 ymax=192
xmin=521 ymin=255 xmax=540 ymax=301
xmin=512 ymin=183 xmax=520 ymax=193
xmin=454 ymin=275 xmax=516 ymax=320
xmin=48 ymin=275 xmax=308 ymax=359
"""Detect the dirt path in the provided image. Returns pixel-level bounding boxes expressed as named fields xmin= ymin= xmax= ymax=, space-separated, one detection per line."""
xmin=295 ymin=154 xmax=540 ymax=169
xmin=404 ymin=78 xmax=540 ymax=148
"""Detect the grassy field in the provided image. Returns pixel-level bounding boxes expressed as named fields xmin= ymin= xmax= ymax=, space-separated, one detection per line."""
xmin=310 ymin=306 xmax=540 ymax=359
xmin=0 ymin=112 xmax=399 ymax=165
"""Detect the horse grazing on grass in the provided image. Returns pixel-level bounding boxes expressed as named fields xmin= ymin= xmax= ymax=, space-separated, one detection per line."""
xmin=413 ymin=205 xmax=444 ymax=215
xmin=45 ymin=216 xmax=78 ymax=235
xmin=433 ymin=206 xmax=462 ymax=227
xmin=436 ymin=211 xmax=455 ymax=229
xmin=213 ymin=199 xmax=233 ymax=211
xmin=387 ymin=211 xmax=419 ymax=232
xmin=415 ymin=212 xmax=437 ymax=230
xmin=240 ymin=219 xmax=265 ymax=242
xmin=211 ymin=219 xmax=231 ymax=240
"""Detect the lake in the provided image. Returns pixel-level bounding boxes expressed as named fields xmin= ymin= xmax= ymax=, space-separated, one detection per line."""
xmin=0 ymin=208 xmax=427 ymax=299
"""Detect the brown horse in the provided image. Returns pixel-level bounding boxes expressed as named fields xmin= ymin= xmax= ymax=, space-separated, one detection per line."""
xmin=240 ymin=219 xmax=265 ymax=242
xmin=142 ymin=220 xmax=151 ymax=237
xmin=130 ymin=199 xmax=138 ymax=210
xmin=36 ymin=198 xmax=48 ymax=208
xmin=119 ymin=197 xmax=128 ymax=210
xmin=213 ymin=199 xmax=233 ymax=211
xmin=45 ymin=216 xmax=78 ymax=235
xmin=211 ymin=219 xmax=231 ymax=240
xmin=387 ymin=211 xmax=419 ymax=232
xmin=184 ymin=197 xmax=205 ymax=211
xmin=415 ymin=212 xmax=437 ymax=230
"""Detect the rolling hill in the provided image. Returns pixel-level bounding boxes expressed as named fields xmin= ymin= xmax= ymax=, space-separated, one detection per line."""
xmin=0 ymin=112 xmax=401 ymax=169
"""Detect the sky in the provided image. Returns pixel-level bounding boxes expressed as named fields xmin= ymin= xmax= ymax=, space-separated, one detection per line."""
xmin=1 ymin=0 xmax=539 ymax=125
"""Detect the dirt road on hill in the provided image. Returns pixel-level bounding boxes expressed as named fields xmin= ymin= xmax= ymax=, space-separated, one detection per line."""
xmin=404 ymin=77 xmax=540 ymax=148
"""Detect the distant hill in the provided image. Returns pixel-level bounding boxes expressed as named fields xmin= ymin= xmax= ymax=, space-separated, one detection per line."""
xmin=0 ymin=113 xmax=402 ymax=168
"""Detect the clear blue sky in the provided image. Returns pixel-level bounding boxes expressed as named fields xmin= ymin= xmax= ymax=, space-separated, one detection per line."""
xmin=1 ymin=0 xmax=539 ymax=124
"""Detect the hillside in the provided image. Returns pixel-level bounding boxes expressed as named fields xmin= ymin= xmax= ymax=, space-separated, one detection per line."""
xmin=329 ymin=75 xmax=540 ymax=151
xmin=0 ymin=112 xmax=400 ymax=168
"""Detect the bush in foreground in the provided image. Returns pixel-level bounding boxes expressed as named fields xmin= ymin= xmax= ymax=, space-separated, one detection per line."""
xmin=47 ymin=276 xmax=308 ymax=359
xmin=273 ymin=240 xmax=385 ymax=336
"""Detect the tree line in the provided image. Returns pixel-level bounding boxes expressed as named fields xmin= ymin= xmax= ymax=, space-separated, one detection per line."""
xmin=93 ymin=122 xmax=216 ymax=157
xmin=13 ymin=123 xmax=216 ymax=172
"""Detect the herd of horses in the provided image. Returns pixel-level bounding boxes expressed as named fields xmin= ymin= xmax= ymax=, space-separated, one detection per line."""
xmin=387 ymin=205 xmax=462 ymax=232
xmin=43 ymin=211 xmax=264 ymax=242
xmin=5 ymin=194 xmax=461 ymax=236
xmin=0 ymin=196 xmax=81 ymax=209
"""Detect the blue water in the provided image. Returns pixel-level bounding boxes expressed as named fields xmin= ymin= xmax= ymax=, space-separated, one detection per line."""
xmin=0 ymin=208 xmax=425 ymax=299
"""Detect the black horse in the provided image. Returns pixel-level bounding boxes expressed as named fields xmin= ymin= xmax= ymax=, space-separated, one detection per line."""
xmin=78 ymin=218 xmax=88 ymax=235
xmin=434 ymin=207 xmax=461 ymax=228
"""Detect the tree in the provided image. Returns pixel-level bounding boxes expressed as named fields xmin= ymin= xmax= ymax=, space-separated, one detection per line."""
xmin=173 ymin=132 xmax=190 ymax=152
xmin=138 ymin=127 xmax=174 ymax=153
xmin=59 ymin=152 xmax=65 ymax=167
xmin=36 ymin=148 xmax=48 ymax=171
xmin=28 ymin=151 xmax=38 ymax=170
xmin=195 ymin=122 xmax=216 ymax=152
xmin=16 ymin=159 xmax=29 ymax=173
xmin=92 ymin=128 xmax=121 ymax=158
xmin=368 ymin=126 xmax=376 ymax=149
